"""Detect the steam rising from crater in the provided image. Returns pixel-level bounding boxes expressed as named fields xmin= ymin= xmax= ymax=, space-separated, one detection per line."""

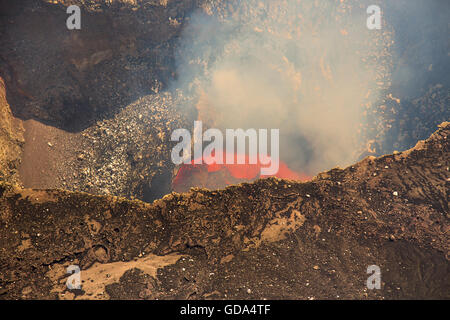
xmin=173 ymin=0 xmax=392 ymax=175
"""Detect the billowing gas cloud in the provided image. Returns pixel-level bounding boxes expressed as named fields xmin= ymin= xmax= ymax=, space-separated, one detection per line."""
xmin=172 ymin=0 xmax=392 ymax=175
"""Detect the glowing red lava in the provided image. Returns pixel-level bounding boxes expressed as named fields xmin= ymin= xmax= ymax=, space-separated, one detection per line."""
xmin=172 ymin=151 xmax=311 ymax=193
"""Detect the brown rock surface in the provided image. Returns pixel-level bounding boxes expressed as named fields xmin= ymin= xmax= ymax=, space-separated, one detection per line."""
xmin=0 ymin=77 xmax=24 ymax=185
xmin=0 ymin=123 xmax=448 ymax=300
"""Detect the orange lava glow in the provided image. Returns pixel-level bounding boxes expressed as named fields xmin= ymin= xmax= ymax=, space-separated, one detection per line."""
xmin=172 ymin=151 xmax=311 ymax=192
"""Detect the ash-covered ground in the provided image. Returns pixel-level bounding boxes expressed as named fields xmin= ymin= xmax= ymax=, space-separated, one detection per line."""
xmin=0 ymin=0 xmax=449 ymax=300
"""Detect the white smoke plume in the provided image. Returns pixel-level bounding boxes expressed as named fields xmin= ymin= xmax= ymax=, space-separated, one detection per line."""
xmin=172 ymin=0 xmax=392 ymax=175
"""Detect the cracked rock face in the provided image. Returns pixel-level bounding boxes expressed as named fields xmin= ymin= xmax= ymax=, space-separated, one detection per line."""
xmin=0 ymin=123 xmax=448 ymax=299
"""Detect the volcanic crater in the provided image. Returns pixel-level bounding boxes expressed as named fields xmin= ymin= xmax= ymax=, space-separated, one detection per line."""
xmin=0 ymin=0 xmax=449 ymax=300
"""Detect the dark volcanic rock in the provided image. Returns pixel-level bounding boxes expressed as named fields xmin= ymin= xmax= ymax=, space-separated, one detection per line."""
xmin=0 ymin=0 xmax=201 ymax=131
xmin=76 ymin=91 xmax=196 ymax=201
xmin=0 ymin=123 xmax=448 ymax=300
